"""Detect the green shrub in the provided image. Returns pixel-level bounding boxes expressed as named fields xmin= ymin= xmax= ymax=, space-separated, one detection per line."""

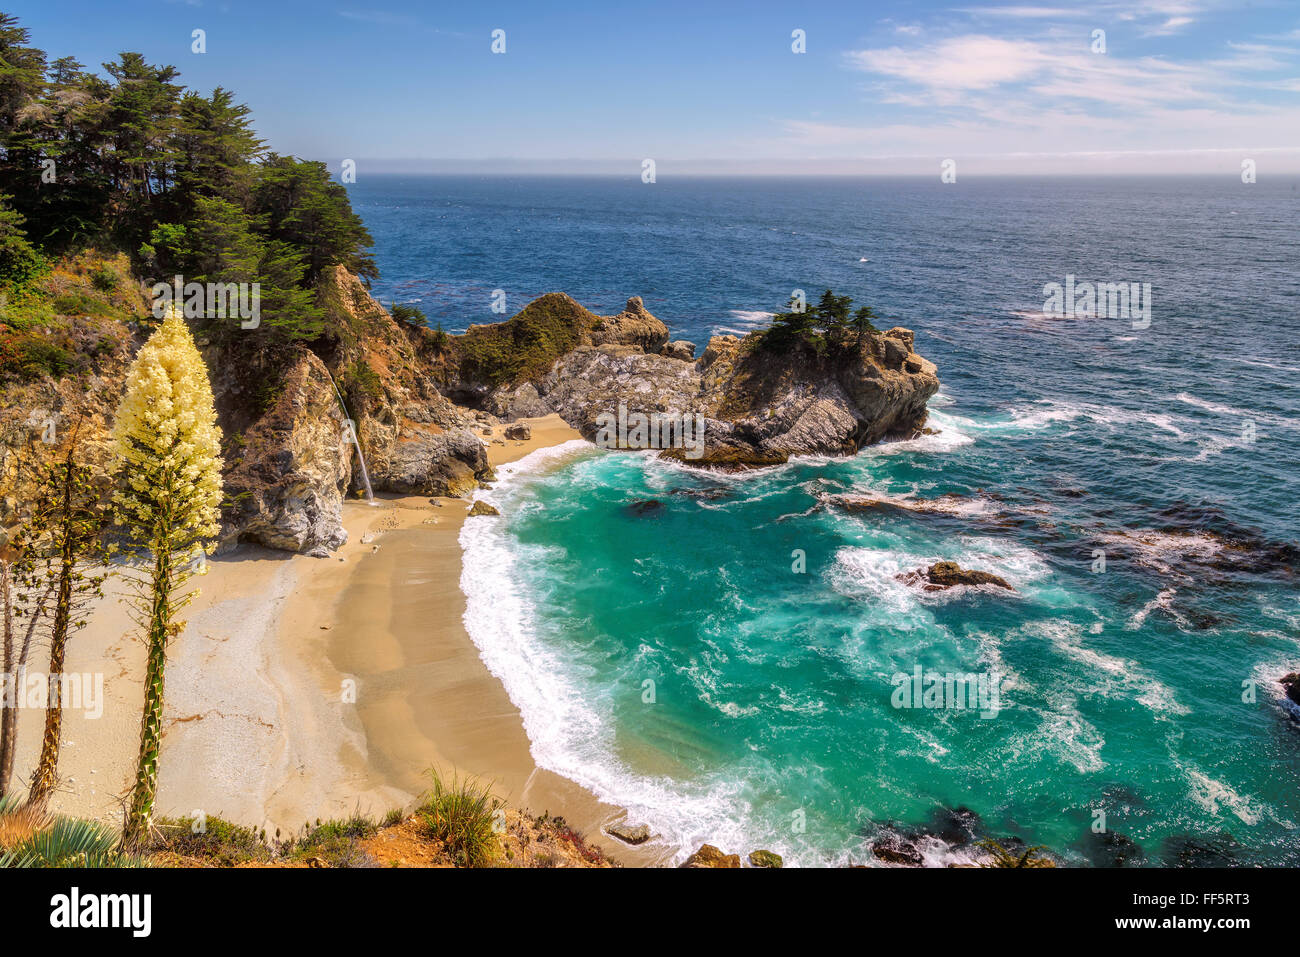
xmin=456 ymin=293 xmax=593 ymax=388
xmin=416 ymin=767 xmax=502 ymax=867
xmin=152 ymin=815 xmax=272 ymax=866
xmin=0 ymin=198 xmax=44 ymax=291
xmin=390 ymin=302 xmax=427 ymax=326
xmin=283 ymin=814 xmax=377 ymax=867
xmin=51 ymin=291 xmax=115 ymax=318
xmin=343 ymin=358 xmax=383 ymax=402
xmin=90 ymin=264 xmax=117 ymax=293
xmin=0 ymin=334 xmax=75 ymax=381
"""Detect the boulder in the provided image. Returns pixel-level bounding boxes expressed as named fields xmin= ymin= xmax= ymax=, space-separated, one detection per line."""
xmin=373 ymin=425 xmax=492 ymax=498
xmin=870 ymin=834 xmax=924 ymax=867
xmin=881 ymin=336 xmax=910 ymax=369
xmin=681 ymin=844 xmax=741 ymax=868
xmin=661 ymin=339 xmax=697 ymax=361
xmin=605 ymin=822 xmax=651 ymax=845
xmin=467 ymin=500 xmax=500 ymax=517
xmin=747 ymin=849 xmax=783 ymax=868
xmin=588 ymin=296 xmax=670 ymax=353
xmin=1281 ymin=672 xmax=1300 ymax=706
xmin=504 ymin=422 xmax=532 ymax=440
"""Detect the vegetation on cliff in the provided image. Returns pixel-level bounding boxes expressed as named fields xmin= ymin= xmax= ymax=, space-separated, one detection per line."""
xmin=759 ymin=288 xmax=880 ymax=356
xmin=454 ymin=292 xmax=598 ymax=389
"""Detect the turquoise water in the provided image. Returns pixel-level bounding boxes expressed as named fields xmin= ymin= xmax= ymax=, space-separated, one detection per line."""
xmin=462 ymin=410 xmax=1298 ymax=866
xmin=353 ymin=176 xmax=1300 ymax=866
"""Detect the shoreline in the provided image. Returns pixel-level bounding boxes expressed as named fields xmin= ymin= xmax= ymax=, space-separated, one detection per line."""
xmin=15 ymin=414 xmax=673 ymax=866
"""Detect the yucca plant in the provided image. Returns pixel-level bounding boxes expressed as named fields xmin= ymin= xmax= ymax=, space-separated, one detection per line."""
xmin=0 ymin=795 xmax=146 ymax=868
xmin=111 ymin=305 xmax=223 ymax=849
xmin=417 ymin=767 xmax=502 ymax=867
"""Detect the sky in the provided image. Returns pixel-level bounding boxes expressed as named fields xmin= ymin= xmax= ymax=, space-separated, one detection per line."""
xmin=9 ymin=0 xmax=1300 ymax=173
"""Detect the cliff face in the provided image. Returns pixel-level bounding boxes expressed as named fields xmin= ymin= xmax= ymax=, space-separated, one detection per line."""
xmin=217 ymin=351 xmax=351 ymax=556
xmin=479 ymin=295 xmax=940 ymax=465
xmin=213 ymin=267 xmax=495 ymax=553
xmin=0 ymin=258 xmax=495 ymax=557
xmin=0 ymin=253 xmax=141 ymax=550
xmin=315 ymin=267 xmax=492 ymax=498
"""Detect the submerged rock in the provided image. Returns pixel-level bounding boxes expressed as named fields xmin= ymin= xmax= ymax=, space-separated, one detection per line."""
xmin=625 ymin=499 xmax=664 ymax=516
xmin=897 ymin=561 xmax=1014 ymax=592
xmin=925 ymin=806 xmax=982 ymax=847
xmin=870 ymin=834 xmax=924 ymax=866
xmin=1075 ymin=830 xmax=1144 ymax=868
xmin=681 ymin=844 xmax=741 ymax=868
xmin=1161 ymin=832 xmax=1242 ymax=868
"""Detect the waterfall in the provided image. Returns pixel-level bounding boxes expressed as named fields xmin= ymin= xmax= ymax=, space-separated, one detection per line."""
xmin=323 ymin=366 xmax=376 ymax=505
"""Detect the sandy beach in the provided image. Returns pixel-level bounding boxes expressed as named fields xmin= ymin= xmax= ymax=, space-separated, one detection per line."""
xmin=11 ymin=414 xmax=670 ymax=865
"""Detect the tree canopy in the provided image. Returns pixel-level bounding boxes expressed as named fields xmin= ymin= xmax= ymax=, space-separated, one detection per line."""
xmin=0 ymin=13 xmax=375 ymax=346
xmin=761 ymin=288 xmax=880 ymax=356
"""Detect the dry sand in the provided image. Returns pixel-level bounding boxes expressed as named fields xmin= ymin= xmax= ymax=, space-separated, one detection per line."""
xmin=11 ymin=415 xmax=671 ymax=864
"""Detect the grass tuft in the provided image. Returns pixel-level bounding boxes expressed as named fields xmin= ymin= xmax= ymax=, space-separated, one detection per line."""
xmin=416 ymin=767 xmax=502 ymax=867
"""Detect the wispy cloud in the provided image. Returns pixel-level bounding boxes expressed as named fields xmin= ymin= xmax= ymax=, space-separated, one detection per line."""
xmin=780 ymin=9 xmax=1300 ymax=169
xmin=956 ymin=6 xmax=1085 ymax=17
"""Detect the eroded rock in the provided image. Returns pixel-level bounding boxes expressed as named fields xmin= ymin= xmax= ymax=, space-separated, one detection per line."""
xmin=606 ymin=822 xmax=651 ymax=845
xmin=681 ymin=844 xmax=741 ymax=868
xmin=897 ymin=561 xmax=1014 ymax=592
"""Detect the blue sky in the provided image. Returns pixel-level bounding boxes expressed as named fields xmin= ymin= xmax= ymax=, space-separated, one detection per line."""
xmin=9 ymin=0 xmax=1300 ymax=172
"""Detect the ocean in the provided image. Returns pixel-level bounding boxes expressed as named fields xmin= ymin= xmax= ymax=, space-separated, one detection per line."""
xmin=349 ymin=174 xmax=1300 ymax=866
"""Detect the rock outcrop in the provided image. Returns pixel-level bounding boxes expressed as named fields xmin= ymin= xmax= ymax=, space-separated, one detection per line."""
xmin=219 ymin=352 xmax=351 ymax=556
xmin=1 ymin=270 xmax=940 ymax=556
xmin=681 ymin=844 xmax=741 ymax=868
xmin=1281 ymin=673 xmax=1300 ymax=707
xmin=897 ymin=561 xmax=1014 ymax=592
xmin=317 ymin=267 xmax=494 ymax=499
xmin=474 ymin=295 xmax=939 ymax=468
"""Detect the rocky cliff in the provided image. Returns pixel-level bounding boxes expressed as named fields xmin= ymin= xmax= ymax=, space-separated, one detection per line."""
xmin=1 ymin=258 xmax=940 ymax=556
xmin=212 ymin=267 xmax=495 ymax=554
xmin=0 ymin=258 xmax=495 ymax=557
xmin=479 ymin=295 xmax=940 ymax=466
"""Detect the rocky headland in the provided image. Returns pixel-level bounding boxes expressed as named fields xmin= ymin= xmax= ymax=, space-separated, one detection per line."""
xmin=1 ymin=259 xmax=940 ymax=557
